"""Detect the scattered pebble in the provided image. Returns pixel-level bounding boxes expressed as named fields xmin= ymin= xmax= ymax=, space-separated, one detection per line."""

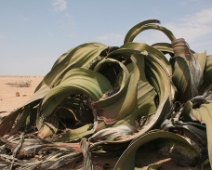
xmin=16 ymin=92 xmax=20 ymax=97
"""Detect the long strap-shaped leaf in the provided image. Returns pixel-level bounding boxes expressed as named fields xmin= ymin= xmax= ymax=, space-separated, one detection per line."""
xmin=38 ymin=116 xmax=59 ymax=139
xmin=92 ymin=55 xmax=140 ymax=125
xmin=95 ymin=47 xmax=172 ymax=135
xmin=121 ymin=42 xmax=172 ymax=76
xmin=135 ymin=51 xmax=173 ymax=133
xmin=53 ymin=124 xmax=94 ymax=142
xmin=92 ymin=58 xmax=130 ymax=108
xmin=91 ymin=53 xmax=157 ymax=133
xmin=0 ymin=43 xmax=109 ymax=138
xmin=34 ymin=42 xmax=107 ymax=93
xmin=200 ymin=55 xmax=212 ymax=92
xmin=187 ymin=102 xmax=212 ymax=169
xmin=171 ymin=38 xmax=203 ymax=102
xmin=89 ymin=49 xmax=172 ymax=145
xmin=124 ymin=19 xmax=160 ymax=44
xmin=151 ymin=42 xmax=174 ymax=56
xmin=122 ymin=54 xmax=157 ymax=124
xmin=37 ymin=68 xmax=112 ymax=130
xmin=124 ymin=20 xmax=176 ymax=44
xmin=114 ymin=130 xmax=200 ymax=170
xmin=0 ymin=108 xmax=23 ymax=137
xmin=109 ymin=47 xmax=173 ymax=126
xmin=171 ymin=56 xmax=193 ymax=102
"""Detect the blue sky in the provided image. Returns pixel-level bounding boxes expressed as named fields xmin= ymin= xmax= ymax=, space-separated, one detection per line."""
xmin=0 ymin=0 xmax=212 ymax=75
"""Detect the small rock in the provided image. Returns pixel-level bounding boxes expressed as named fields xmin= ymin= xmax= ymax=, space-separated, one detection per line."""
xmin=16 ymin=92 xmax=20 ymax=97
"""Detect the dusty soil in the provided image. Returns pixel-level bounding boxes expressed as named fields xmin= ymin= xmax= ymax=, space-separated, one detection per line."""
xmin=0 ymin=76 xmax=43 ymax=116
xmin=0 ymin=76 xmax=198 ymax=170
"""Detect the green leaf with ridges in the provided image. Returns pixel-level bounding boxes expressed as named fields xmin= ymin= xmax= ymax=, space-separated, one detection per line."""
xmin=92 ymin=58 xmax=130 ymax=108
xmin=124 ymin=19 xmax=160 ymax=44
xmin=121 ymin=42 xmax=172 ymax=76
xmin=53 ymin=124 xmax=94 ymax=142
xmin=114 ymin=130 xmax=200 ymax=170
xmin=34 ymin=42 xmax=107 ymax=93
xmin=171 ymin=38 xmax=203 ymax=101
xmin=200 ymin=55 xmax=212 ymax=92
xmin=37 ymin=68 xmax=112 ymax=129
xmin=0 ymin=108 xmax=23 ymax=137
xmin=189 ymin=103 xmax=212 ymax=169
xmin=124 ymin=21 xmax=176 ymax=44
xmin=151 ymin=42 xmax=174 ymax=56
xmin=92 ymin=55 xmax=140 ymax=125
xmin=171 ymin=56 xmax=193 ymax=102
xmin=106 ymin=47 xmax=172 ymax=134
xmin=38 ymin=116 xmax=59 ymax=139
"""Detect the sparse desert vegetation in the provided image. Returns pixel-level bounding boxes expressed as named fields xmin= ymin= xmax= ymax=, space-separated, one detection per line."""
xmin=6 ymin=80 xmax=32 ymax=87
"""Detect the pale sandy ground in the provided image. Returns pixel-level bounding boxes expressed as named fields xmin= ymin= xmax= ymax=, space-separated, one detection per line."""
xmin=0 ymin=76 xmax=43 ymax=116
xmin=0 ymin=76 xmax=198 ymax=170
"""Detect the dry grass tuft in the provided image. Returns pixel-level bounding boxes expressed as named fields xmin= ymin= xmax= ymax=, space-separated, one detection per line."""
xmin=6 ymin=80 xmax=32 ymax=87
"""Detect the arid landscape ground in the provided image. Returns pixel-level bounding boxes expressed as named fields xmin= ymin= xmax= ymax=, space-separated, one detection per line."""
xmin=0 ymin=76 xmax=43 ymax=116
xmin=0 ymin=76 xmax=198 ymax=170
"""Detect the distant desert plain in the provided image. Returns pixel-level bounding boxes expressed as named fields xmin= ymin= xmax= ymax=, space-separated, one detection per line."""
xmin=0 ymin=76 xmax=44 ymax=116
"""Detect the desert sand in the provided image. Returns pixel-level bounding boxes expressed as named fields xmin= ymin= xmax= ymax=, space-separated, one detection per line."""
xmin=0 ymin=76 xmax=197 ymax=170
xmin=0 ymin=76 xmax=43 ymax=116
